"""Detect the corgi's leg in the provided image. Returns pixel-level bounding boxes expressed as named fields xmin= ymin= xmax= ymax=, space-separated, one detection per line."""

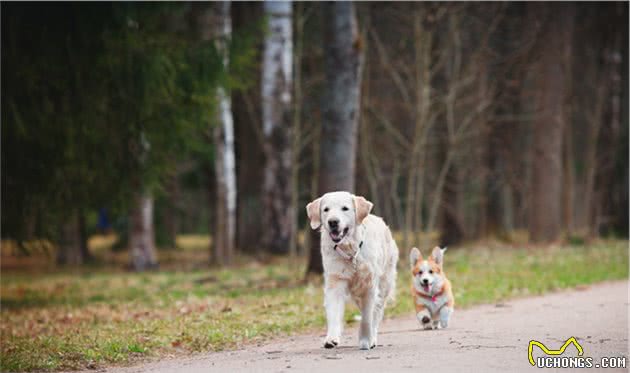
xmin=358 ymin=288 xmax=377 ymax=350
xmin=415 ymin=303 xmax=433 ymax=330
xmin=439 ymin=306 xmax=453 ymax=329
xmin=323 ymin=279 xmax=348 ymax=348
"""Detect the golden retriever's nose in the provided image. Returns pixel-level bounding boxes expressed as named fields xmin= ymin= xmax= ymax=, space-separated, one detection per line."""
xmin=328 ymin=219 xmax=339 ymax=230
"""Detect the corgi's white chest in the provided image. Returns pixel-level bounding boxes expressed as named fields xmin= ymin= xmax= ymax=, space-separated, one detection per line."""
xmin=416 ymin=293 xmax=449 ymax=315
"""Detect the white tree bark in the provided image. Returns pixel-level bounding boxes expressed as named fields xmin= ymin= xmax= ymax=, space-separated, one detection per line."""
xmin=129 ymin=194 xmax=158 ymax=271
xmin=262 ymin=1 xmax=293 ymax=136
xmin=128 ymin=128 xmax=158 ymax=271
xmin=215 ymin=84 xmax=237 ymax=264
xmin=195 ymin=1 xmax=237 ymax=264
xmin=261 ymin=1 xmax=294 ymax=254
xmin=214 ymin=2 xmax=237 ymax=265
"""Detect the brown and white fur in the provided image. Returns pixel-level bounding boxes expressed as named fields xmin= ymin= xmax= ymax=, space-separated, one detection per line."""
xmin=409 ymin=246 xmax=454 ymax=330
xmin=306 ymin=191 xmax=399 ymax=350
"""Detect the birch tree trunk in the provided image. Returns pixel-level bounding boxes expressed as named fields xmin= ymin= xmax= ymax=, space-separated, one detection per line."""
xmin=129 ymin=194 xmax=158 ymax=271
xmin=529 ymin=3 xmax=575 ymax=243
xmin=307 ymin=2 xmax=363 ymax=274
xmin=195 ymin=2 xmax=237 ymax=264
xmin=213 ymin=93 xmax=236 ymax=266
xmin=128 ymin=129 xmax=158 ymax=271
xmin=261 ymin=0 xmax=294 ymax=254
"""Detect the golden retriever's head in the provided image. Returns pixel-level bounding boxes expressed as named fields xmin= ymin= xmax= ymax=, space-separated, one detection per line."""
xmin=306 ymin=191 xmax=373 ymax=243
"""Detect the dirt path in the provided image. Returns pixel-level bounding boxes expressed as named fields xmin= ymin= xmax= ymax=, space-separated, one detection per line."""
xmin=104 ymin=281 xmax=628 ymax=373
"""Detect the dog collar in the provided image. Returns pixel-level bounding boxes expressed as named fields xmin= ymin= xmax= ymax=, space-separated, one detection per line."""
xmin=333 ymin=241 xmax=363 ymax=262
xmin=415 ymin=287 xmax=444 ymax=303
xmin=332 ymin=224 xmax=366 ymax=262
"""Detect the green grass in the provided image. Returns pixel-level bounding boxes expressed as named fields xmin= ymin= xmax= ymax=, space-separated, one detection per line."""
xmin=1 ymin=241 xmax=628 ymax=371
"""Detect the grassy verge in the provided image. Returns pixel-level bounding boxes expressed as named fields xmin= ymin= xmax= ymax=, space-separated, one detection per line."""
xmin=1 ymin=241 xmax=627 ymax=371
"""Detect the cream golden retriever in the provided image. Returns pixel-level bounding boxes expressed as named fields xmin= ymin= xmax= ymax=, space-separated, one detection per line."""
xmin=306 ymin=191 xmax=399 ymax=350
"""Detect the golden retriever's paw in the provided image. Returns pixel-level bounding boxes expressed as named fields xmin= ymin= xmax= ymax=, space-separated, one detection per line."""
xmin=369 ymin=335 xmax=377 ymax=349
xmin=323 ymin=337 xmax=339 ymax=349
xmin=359 ymin=338 xmax=371 ymax=350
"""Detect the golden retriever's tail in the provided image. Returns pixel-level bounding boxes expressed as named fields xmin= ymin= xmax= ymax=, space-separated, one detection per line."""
xmin=383 ymin=228 xmax=399 ymax=304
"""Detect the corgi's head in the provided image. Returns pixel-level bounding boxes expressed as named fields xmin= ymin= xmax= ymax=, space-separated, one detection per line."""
xmin=409 ymin=246 xmax=448 ymax=295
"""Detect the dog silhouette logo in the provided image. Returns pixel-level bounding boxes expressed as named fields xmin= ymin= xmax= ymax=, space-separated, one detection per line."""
xmin=528 ymin=337 xmax=584 ymax=366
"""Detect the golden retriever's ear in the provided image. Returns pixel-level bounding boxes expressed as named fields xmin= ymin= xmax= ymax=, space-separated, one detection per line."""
xmin=353 ymin=195 xmax=373 ymax=224
xmin=306 ymin=197 xmax=322 ymax=230
xmin=409 ymin=247 xmax=422 ymax=267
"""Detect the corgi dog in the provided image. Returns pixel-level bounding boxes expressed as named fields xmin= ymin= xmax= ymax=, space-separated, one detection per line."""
xmin=409 ymin=246 xmax=454 ymax=330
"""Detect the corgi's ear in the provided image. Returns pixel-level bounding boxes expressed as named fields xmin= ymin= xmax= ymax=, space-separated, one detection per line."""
xmin=306 ymin=197 xmax=322 ymax=230
xmin=431 ymin=246 xmax=446 ymax=266
xmin=353 ymin=195 xmax=373 ymax=224
xmin=409 ymin=247 xmax=422 ymax=267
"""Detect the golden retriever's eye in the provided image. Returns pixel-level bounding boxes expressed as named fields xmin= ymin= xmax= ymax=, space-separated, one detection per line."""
xmin=323 ymin=207 xmax=329 ymax=212
xmin=342 ymin=206 xmax=349 ymax=211
xmin=429 ymin=269 xmax=433 ymax=274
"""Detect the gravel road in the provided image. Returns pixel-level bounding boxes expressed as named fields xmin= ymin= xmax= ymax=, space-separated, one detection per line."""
xmin=98 ymin=280 xmax=629 ymax=373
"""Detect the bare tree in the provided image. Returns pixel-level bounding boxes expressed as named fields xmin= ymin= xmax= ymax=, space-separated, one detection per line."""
xmin=570 ymin=3 xmax=625 ymax=237
xmin=261 ymin=0 xmax=294 ymax=254
xmin=528 ymin=3 xmax=575 ymax=243
xmin=402 ymin=6 xmax=434 ymax=251
xmin=365 ymin=4 xmax=497 ymax=251
xmin=307 ymin=2 xmax=363 ymax=275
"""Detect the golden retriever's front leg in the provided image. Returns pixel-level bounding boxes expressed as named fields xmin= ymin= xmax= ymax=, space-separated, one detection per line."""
xmin=358 ymin=288 xmax=377 ymax=350
xmin=323 ymin=278 xmax=347 ymax=348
